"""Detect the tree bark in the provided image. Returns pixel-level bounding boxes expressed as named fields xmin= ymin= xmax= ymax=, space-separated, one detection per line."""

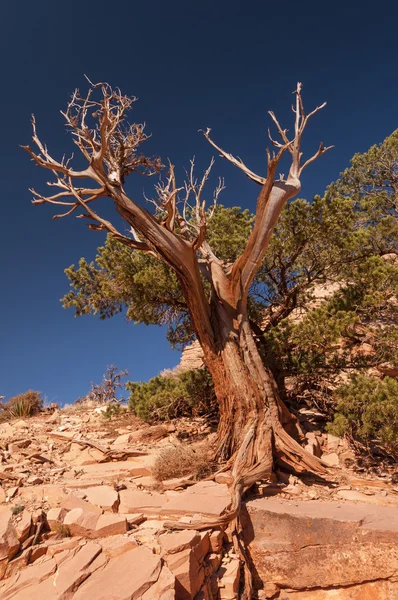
xmin=179 ymin=265 xmax=325 ymax=482
xmin=205 ymin=309 xmax=323 ymax=476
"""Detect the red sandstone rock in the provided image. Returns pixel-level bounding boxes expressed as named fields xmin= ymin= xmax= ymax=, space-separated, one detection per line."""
xmin=82 ymin=485 xmax=119 ymax=512
xmin=216 ymin=557 xmax=241 ymax=600
xmin=46 ymin=507 xmax=68 ymax=531
xmin=209 ymin=530 xmax=224 ymax=553
xmin=73 ymin=545 xmax=162 ymax=599
xmin=15 ymin=510 xmax=31 ymax=542
xmin=161 ymin=481 xmax=230 ymax=518
xmin=98 ymin=534 xmax=138 ymax=558
xmin=165 ymin=547 xmax=204 ymax=600
xmin=141 ymin=564 xmax=175 ymax=600
xmin=63 ymin=507 xmax=100 ymax=537
xmin=0 ymin=507 xmax=20 ymax=575
xmin=118 ymin=489 xmax=166 ymax=514
xmin=159 ymin=529 xmax=201 ymax=554
xmin=94 ymin=514 xmax=127 ymax=537
xmin=245 ymin=498 xmax=398 ymax=592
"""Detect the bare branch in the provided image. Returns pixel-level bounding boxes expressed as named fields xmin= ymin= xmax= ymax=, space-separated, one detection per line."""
xmin=267 ymin=112 xmax=292 ymax=152
xmin=67 ymin=181 xmax=150 ymax=251
xmin=299 ymin=142 xmax=334 ymax=174
xmin=230 ymin=83 xmax=331 ymax=304
xmin=22 ymin=116 xmax=94 ymax=179
xmin=202 ymin=129 xmax=265 ymax=185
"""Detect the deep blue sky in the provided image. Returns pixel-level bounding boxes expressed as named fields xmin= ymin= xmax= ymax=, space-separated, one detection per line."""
xmin=1 ymin=0 xmax=398 ymax=405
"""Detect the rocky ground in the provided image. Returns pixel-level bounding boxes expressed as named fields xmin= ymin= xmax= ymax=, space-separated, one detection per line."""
xmin=0 ymin=405 xmax=398 ymax=599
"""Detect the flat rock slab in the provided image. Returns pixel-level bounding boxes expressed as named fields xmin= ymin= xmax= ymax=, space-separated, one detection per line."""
xmin=119 ymin=489 xmax=167 ymax=514
xmin=63 ymin=507 xmax=127 ymax=538
xmin=17 ymin=484 xmax=69 ymax=506
xmin=73 ymin=545 xmax=162 ymax=599
xmin=280 ymin=580 xmax=398 ymax=599
xmin=81 ymin=486 xmax=119 ymax=512
xmin=247 ymin=497 xmax=398 ymax=533
xmin=245 ymin=498 xmax=398 ymax=591
xmin=65 ymin=460 xmax=151 ymax=483
xmin=161 ymin=481 xmax=230 ymax=518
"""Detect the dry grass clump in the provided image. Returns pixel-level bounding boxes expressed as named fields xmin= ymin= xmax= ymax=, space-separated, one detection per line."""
xmin=0 ymin=390 xmax=43 ymax=421
xmin=152 ymin=445 xmax=213 ymax=482
xmin=54 ymin=522 xmax=71 ymax=538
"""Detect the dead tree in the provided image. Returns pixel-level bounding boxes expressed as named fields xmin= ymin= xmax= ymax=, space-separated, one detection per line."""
xmin=24 ymin=80 xmax=331 ymax=596
xmin=85 ymin=365 xmax=128 ymax=404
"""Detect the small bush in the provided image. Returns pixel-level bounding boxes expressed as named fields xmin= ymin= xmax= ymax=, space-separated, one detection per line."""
xmin=327 ymin=375 xmax=398 ymax=455
xmin=11 ymin=504 xmax=25 ymax=515
xmin=127 ymin=368 xmax=216 ymax=422
xmin=54 ymin=523 xmax=71 ymax=538
xmin=0 ymin=390 xmax=43 ymax=421
xmin=152 ymin=445 xmax=213 ymax=482
xmin=102 ymin=403 xmax=126 ymax=420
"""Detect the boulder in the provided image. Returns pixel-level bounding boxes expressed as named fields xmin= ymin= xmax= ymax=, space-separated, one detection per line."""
xmin=209 ymin=529 xmax=224 ymax=553
xmin=71 ymin=460 xmax=150 ymax=482
xmin=159 ymin=530 xmax=201 ymax=555
xmin=63 ymin=443 xmax=104 ymax=466
xmin=245 ymin=498 xmax=398 ymax=592
xmin=62 ymin=507 xmax=127 ymax=539
xmin=63 ymin=507 xmax=100 ymax=537
xmin=61 ymin=495 xmax=103 ymax=515
xmin=111 ymin=433 xmax=132 ymax=448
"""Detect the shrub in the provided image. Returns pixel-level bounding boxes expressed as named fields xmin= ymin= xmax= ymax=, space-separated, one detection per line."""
xmin=11 ymin=504 xmax=25 ymax=515
xmin=152 ymin=445 xmax=213 ymax=481
xmin=102 ymin=403 xmax=126 ymax=420
xmin=127 ymin=368 xmax=216 ymax=422
xmin=0 ymin=390 xmax=43 ymax=420
xmin=54 ymin=523 xmax=71 ymax=538
xmin=327 ymin=375 xmax=398 ymax=455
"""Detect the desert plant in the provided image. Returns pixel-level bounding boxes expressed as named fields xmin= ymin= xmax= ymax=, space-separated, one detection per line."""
xmin=11 ymin=504 xmax=25 ymax=515
xmin=77 ymin=365 xmax=129 ymax=405
xmin=127 ymin=368 xmax=216 ymax=422
xmin=102 ymin=402 xmax=126 ymax=420
xmin=152 ymin=445 xmax=213 ymax=482
xmin=0 ymin=390 xmax=43 ymax=420
xmin=53 ymin=522 xmax=71 ymax=538
xmin=327 ymin=375 xmax=398 ymax=456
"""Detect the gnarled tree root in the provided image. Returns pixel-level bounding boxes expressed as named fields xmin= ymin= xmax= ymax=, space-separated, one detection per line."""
xmin=164 ymin=422 xmax=327 ymax=599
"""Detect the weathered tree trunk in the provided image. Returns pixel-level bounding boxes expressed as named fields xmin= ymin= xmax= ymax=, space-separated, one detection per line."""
xmin=200 ymin=304 xmax=324 ymax=477
xmin=178 ymin=295 xmax=326 ymax=598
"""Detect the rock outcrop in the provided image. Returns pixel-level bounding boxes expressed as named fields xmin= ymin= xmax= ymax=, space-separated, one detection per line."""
xmin=245 ymin=498 xmax=398 ymax=598
xmin=1 ymin=404 xmax=398 ymax=598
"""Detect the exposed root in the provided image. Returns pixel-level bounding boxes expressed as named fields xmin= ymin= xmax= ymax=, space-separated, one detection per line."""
xmin=164 ymin=418 xmax=327 ymax=598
